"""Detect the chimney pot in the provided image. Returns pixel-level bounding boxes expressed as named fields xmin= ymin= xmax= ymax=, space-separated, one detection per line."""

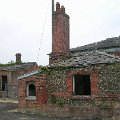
xmin=56 ymin=2 xmax=60 ymax=12
xmin=61 ymin=5 xmax=65 ymax=13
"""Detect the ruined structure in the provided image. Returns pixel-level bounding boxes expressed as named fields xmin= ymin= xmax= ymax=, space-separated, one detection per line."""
xmin=0 ymin=54 xmax=38 ymax=98
xmin=18 ymin=1 xmax=120 ymax=119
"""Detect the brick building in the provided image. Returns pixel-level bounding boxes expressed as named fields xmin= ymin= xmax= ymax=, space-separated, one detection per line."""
xmin=0 ymin=53 xmax=38 ymax=99
xmin=18 ymin=71 xmax=47 ymax=108
xmin=18 ymin=2 xmax=120 ymax=118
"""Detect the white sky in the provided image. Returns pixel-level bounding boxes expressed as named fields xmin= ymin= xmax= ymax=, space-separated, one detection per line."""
xmin=0 ymin=0 xmax=120 ymax=65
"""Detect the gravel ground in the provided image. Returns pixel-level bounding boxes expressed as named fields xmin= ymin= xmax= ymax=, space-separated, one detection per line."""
xmin=0 ymin=111 xmax=99 ymax=120
xmin=0 ymin=100 xmax=99 ymax=120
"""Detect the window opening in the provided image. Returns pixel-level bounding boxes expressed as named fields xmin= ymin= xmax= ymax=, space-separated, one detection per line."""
xmin=28 ymin=84 xmax=36 ymax=96
xmin=73 ymin=75 xmax=91 ymax=95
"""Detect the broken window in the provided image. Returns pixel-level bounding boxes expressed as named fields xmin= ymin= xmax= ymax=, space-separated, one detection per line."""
xmin=73 ymin=74 xmax=91 ymax=95
xmin=27 ymin=82 xmax=36 ymax=97
xmin=1 ymin=76 xmax=8 ymax=91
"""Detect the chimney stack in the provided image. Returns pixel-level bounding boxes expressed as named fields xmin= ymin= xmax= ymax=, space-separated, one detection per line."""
xmin=49 ymin=2 xmax=70 ymax=64
xmin=15 ymin=53 xmax=22 ymax=64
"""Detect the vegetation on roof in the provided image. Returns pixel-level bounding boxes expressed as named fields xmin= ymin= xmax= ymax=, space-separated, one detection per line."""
xmin=0 ymin=60 xmax=16 ymax=67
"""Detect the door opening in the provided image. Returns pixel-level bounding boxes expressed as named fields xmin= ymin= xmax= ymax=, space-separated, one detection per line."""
xmin=2 ymin=76 xmax=8 ymax=91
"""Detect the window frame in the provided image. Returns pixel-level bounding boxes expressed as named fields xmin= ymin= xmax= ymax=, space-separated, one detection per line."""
xmin=26 ymin=81 xmax=36 ymax=100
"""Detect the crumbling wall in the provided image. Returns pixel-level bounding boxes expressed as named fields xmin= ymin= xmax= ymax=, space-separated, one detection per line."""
xmin=46 ymin=63 xmax=120 ymax=118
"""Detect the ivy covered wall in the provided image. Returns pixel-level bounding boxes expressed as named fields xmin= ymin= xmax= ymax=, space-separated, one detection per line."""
xmin=46 ymin=62 xmax=120 ymax=106
xmin=44 ymin=63 xmax=119 ymax=119
xmin=47 ymin=68 xmax=67 ymax=94
xmin=98 ymin=62 xmax=120 ymax=96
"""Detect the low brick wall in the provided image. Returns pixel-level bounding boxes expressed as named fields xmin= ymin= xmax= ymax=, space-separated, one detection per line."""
xmin=18 ymin=74 xmax=47 ymax=108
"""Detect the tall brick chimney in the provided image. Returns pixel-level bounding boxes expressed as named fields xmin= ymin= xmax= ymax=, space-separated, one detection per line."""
xmin=49 ymin=2 xmax=70 ymax=64
xmin=16 ymin=53 xmax=22 ymax=64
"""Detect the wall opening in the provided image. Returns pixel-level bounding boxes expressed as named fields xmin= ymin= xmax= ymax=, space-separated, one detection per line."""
xmin=73 ymin=74 xmax=91 ymax=95
xmin=28 ymin=84 xmax=36 ymax=96
xmin=1 ymin=76 xmax=8 ymax=91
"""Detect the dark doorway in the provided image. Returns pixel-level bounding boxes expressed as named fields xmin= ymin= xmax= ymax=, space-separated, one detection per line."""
xmin=28 ymin=84 xmax=36 ymax=96
xmin=74 ymin=75 xmax=91 ymax=95
xmin=2 ymin=76 xmax=8 ymax=91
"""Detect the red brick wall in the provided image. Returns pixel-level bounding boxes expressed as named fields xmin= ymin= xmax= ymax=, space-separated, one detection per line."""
xmin=52 ymin=2 xmax=70 ymax=53
xmin=65 ymin=69 xmax=98 ymax=96
xmin=49 ymin=68 xmax=99 ymax=98
xmin=112 ymin=52 xmax=120 ymax=57
xmin=90 ymin=71 xmax=98 ymax=96
xmin=18 ymin=74 xmax=47 ymax=108
xmin=49 ymin=2 xmax=70 ymax=64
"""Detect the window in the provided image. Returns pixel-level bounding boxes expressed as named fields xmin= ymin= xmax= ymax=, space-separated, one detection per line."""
xmin=28 ymin=84 xmax=36 ymax=96
xmin=73 ymin=74 xmax=91 ymax=95
xmin=1 ymin=76 xmax=8 ymax=91
xmin=26 ymin=82 xmax=36 ymax=100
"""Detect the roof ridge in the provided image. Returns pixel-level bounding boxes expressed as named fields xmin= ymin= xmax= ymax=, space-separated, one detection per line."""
xmin=70 ymin=36 xmax=120 ymax=52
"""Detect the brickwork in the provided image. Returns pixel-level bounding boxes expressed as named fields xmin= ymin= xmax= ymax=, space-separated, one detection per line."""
xmin=66 ymin=68 xmax=98 ymax=96
xmin=52 ymin=2 xmax=69 ymax=53
xmin=49 ymin=2 xmax=70 ymax=64
xmin=18 ymin=74 xmax=47 ymax=108
xmin=47 ymin=67 xmax=99 ymax=98
xmin=7 ymin=63 xmax=38 ymax=99
xmin=45 ymin=64 xmax=120 ymax=118
xmin=17 ymin=1 xmax=120 ymax=118
xmin=112 ymin=52 xmax=120 ymax=57
xmin=16 ymin=53 xmax=21 ymax=64
xmin=0 ymin=52 xmax=39 ymax=99
xmin=47 ymin=63 xmax=120 ymax=106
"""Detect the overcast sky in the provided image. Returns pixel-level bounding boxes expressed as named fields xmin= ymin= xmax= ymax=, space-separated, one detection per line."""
xmin=0 ymin=0 xmax=120 ymax=65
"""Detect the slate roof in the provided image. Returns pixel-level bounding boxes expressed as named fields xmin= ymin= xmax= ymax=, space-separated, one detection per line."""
xmin=50 ymin=51 xmax=120 ymax=67
xmin=71 ymin=36 xmax=120 ymax=52
xmin=17 ymin=70 xmax=39 ymax=80
xmin=0 ymin=62 xmax=37 ymax=71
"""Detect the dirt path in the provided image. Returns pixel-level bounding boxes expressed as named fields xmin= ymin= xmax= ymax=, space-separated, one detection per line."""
xmin=0 ymin=99 xmax=99 ymax=120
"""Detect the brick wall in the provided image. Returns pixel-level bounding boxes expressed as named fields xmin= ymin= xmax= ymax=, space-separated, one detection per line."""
xmin=49 ymin=2 xmax=70 ymax=64
xmin=52 ymin=2 xmax=69 ymax=53
xmin=8 ymin=63 xmax=39 ymax=99
xmin=47 ymin=63 xmax=120 ymax=105
xmin=112 ymin=52 xmax=120 ymax=57
xmin=47 ymin=67 xmax=99 ymax=105
xmin=65 ymin=68 xmax=98 ymax=96
xmin=45 ymin=65 xmax=119 ymax=118
xmin=18 ymin=74 xmax=47 ymax=108
xmin=18 ymin=64 xmax=120 ymax=118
